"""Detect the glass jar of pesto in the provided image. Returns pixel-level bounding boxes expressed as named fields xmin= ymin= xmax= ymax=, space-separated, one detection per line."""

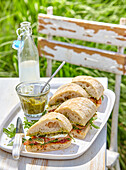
xmin=16 ymin=81 xmax=50 ymax=117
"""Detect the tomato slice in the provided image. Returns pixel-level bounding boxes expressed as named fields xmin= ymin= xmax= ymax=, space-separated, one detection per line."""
xmin=24 ymin=141 xmax=29 ymax=145
xmin=31 ymin=136 xmax=37 ymax=139
xmin=57 ymin=138 xmax=70 ymax=143
xmin=97 ymin=98 xmax=102 ymax=104
xmin=75 ymin=124 xmax=86 ymax=130
xmin=24 ymin=139 xmax=39 ymax=145
xmin=90 ymin=97 xmax=102 ymax=105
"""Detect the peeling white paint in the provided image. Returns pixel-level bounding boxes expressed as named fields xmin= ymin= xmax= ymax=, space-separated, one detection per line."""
xmin=41 ymin=45 xmax=123 ymax=74
xmin=38 ymin=14 xmax=126 ymax=28
xmin=38 ymin=17 xmax=126 ymax=47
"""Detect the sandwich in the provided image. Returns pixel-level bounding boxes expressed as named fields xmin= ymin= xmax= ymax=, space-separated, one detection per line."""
xmin=55 ymin=97 xmax=97 ymax=139
xmin=24 ymin=112 xmax=72 ymax=152
xmin=72 ymin=76 xmax=104 ymax=107
xmin=47 ymin=83 xmax=89 ymax=112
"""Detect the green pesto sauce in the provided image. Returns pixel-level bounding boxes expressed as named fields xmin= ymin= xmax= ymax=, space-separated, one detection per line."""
xmin=20 ymin=97 xmax=46 ymax=115
xmin=29 ymin=130 xmax=68 ymax=137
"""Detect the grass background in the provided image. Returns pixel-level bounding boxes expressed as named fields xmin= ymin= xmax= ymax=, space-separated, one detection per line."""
xmin=0 ymin=0 xmax=126 ymax=169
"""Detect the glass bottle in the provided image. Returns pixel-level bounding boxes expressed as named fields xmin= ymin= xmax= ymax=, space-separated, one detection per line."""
xmin=17 ymin=21 xmax=40 ymax=82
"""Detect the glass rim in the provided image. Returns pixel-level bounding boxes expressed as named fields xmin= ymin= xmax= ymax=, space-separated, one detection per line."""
xmin=15 ymin=81 xmax=50 ymax=97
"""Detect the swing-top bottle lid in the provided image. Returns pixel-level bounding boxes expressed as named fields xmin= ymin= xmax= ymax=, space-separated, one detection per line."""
xmin=20 ymin=21 xmax=31 ymax=27
xmin=20 ymin=21 xmax=32 ymax=35
xmin=12 ymin=21 xmax=32 ymax=50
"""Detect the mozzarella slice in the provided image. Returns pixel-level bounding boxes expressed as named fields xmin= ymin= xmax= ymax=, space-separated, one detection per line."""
xmin=47 ymin=134 xmax=68 ymax=139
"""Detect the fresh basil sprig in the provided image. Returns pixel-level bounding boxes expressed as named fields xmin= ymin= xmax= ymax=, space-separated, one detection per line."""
xmin=3 ymin=117 xmax=38 ymax=146
xmin=7 ymin=141 xmax=14 ymax=146
xmin=23 ymin=117 xmax=38 ymax=129
xmin=101 ymin=95 xmax=104 ymax=100
xmin=89 ymin=117 xmax=100 ymax=129
xmin=72 ymin=125 xmax=80 ymax=130
xmin=3 ymin=124 xmax=16 ymax=138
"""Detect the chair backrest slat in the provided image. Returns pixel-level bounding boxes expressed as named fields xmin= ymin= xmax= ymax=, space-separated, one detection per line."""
xmin=38 ymin=37 xmax=126 ymax=75
xmin=38 ymin=14 xmax=126 ymax=47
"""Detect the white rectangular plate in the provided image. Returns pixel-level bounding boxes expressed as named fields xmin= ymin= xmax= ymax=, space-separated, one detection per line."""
xmin=0 ymin=83 xmax=115 ymax=160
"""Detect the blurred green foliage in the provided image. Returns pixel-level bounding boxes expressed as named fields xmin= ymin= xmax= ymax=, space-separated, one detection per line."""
xmin=0 ymin=0 xmax=126 ymax=169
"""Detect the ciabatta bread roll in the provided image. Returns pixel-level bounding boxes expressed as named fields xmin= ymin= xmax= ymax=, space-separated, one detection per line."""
xmin=72 ymin=76 xmax=104 ymax=107
xmin=55 ymin=97 xmax=97 ymax=139
xmin=27 ymin=112 xmax=72 ymax=136
xmin=47 ymin=83 xmax=89 ymax=112
xmin=55 ymin=97 xmax=97 ymax=126
xmin=24 ymin=112 xmax=73 ymax=152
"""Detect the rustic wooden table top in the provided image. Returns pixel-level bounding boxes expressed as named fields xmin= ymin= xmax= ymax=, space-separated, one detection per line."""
xmin=0 ymin=77 xmax=107 ymax=170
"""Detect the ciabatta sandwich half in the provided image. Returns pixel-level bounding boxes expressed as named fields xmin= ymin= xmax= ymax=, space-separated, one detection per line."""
xmin=55 ymin=97 xmax=97 ymax=139
xmin=72 ymin=76 xmax=104 ymax=107
xmin=47 ymin=83 xmax=89 ymax=112
xmin=24 ymin=112 xmax=72 ymax=152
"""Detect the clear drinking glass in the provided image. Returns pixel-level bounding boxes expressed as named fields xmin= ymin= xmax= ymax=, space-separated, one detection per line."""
xmin=16 ymin=81 xmax=50 ymax=117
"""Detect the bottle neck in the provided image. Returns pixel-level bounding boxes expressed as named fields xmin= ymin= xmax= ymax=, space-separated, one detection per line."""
xmin=17 ymin=21 xmax=32 ymax=40
xmin=20 ymin=21 xmax=32 ymax=34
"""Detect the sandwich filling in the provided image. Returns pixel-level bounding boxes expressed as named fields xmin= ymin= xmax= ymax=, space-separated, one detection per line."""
xmin=71 ymin=114 xmax=99 ymax=134
xmin=90 ymin=96 xmax=102 ymax=106
xmin=72 ymin=76 xmax=104 ymax=107
xmin=47 ymin=83 xmax=90 ymax=112
xmin=47 ymin=95 xmax=104 ymax=113
xmin=47 ymin=103 xmax=61 ymax=113
xmin=24 ymin=134 xmax=72 ymax=146
xmin=24 ymin=112 xmax=73 ymax=152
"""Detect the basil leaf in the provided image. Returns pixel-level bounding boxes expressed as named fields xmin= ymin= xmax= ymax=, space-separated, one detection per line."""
xmin=101 ymin=95 xmax=104 ymax=100
xmin=48 ymin=138 xmax=59 ymax=143
xmin=38 ymin=134 xmax=46 ymax=137
xmin=73 ymin=125 xmax=80 ymax=130
xmin=7 ymin=141 xmax=13 ymax=146
xmin=66 ymin=138 xmax=71 ymax=141
xmin=42 ymin=110 xmax=47 ymax=116
xmin=89 ymin=116 xmax=100 ymax=129
xmin=29 ymin=138 xmax=32 ymax=141
xmin=29 ymin=143 xmax=34 ymax=146
xmin=90 ymin=122 xmax=100 ymax=129
xmin=23 ymin=117 xmax=38 ymax=129
xmin=3 ymin=124 xmax=16 ymax=138
xmin=69 ymin=134 xmax=75 ymax=142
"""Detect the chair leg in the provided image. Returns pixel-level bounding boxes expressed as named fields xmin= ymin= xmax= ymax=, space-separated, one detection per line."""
xmin=109 ymin=74 xmax=121 ymax=152
xmin=110 ymin=159 xmax=120 ymax=170
xmin=46 ymin=6 xmax=53 ymax=77
xmin=109 ymin=74 xmax=121 ymax=169
xmin=46 ymin=59 xmax=52 ymax=77
xmin=115 ymin=158 xmax=120 ymax=170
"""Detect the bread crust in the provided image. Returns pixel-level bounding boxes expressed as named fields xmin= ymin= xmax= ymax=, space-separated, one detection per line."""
xmin=72 ymin=76 xmax=104 ymax=100
xmin=55 ymin=97 xmax=97 ymax=126
xmin=25 ymin=138 xmax=72 ymax=152
xmin=48 ymin=83 xmax=89 ymax=106
xmin=26 ymin=112 xmax=72 ymax=136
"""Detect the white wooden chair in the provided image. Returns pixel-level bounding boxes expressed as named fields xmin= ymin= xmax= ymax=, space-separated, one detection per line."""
xmin=37 ymin=6 xmax=126 ymax=169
